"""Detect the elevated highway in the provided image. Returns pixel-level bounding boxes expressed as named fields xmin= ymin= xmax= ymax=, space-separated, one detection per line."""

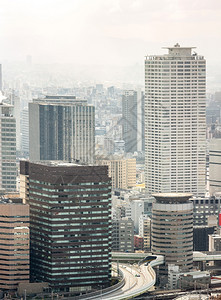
xmin=79 ymin=255 xmax=164 ymax=300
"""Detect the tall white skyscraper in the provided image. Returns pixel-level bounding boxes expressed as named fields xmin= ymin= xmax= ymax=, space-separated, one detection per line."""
xmin=145 ymin=43 xmax=206 ymax=197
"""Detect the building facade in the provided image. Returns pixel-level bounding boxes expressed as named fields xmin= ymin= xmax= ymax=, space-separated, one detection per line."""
xmin=29 ymin=96 xmax=95 ymax=164
xmin=145 ymin=44 xmax=206 ymax=197
xmin=111 ymin=218 xmax=134 ymax=253
xmin=139 ymin=214 xmax=151 ymax=252
xmin=20 ymin=161 xmax=112 ymax=292
xmin=0 ymin=198 xmax=29 ymax=290
xmin=209 ymin=138 xmax=221 ymax=196
xmin=122 ymin=90 xmax=137 ymax=153
xmin=97 ymin=157 xmax=136 ymax=190
xmin=0 ymin=102 xmax=17 ymax=191
xmin=152 ymin=193 xmax=193 ymax=275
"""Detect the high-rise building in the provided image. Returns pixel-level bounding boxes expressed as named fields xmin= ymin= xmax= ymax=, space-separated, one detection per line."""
xmin=0 ymin=197 xmax=29 ymax=291
xmin=122 ymin=90 xmax=137 ymax=153
xmin=20 ymin=107 xmax=29 ymax=155
xmin=145 ymin=44 xmax=206 ymax=197
xmin=20 ymin=160 xmax=112 ymax=293
xmin=209 ymin=138 xmax=221 ymax=196
xmin=97 ymin=157 xmax=136 ymax=190
xmin=137 ymin=89 xmax=145 ymax=152
xmin=152 ymin=193 xmax=193 ymax=276
xmin=0 ymin=101 xmax=17 ymax=191
xmin=29 ymin=96 xmax=95 ymax=164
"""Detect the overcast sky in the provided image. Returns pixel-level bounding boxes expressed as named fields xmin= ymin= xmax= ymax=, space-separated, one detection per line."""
xmin=0 ymin=0 xmax=221 ymax=67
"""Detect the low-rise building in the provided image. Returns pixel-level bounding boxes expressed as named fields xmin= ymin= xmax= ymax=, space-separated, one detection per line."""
xmin=112 ymin=218 xmax=134 ymax=252
xmin=0 ymin=197 xmax=29 ymax=291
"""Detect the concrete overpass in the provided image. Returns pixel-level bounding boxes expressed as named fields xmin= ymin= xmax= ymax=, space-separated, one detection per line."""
xmin=112 ymin=251 xmax=221 ymax=262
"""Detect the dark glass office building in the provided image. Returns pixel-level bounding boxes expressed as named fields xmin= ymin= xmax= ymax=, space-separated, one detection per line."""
xmin=20 ymin=161 xmax=112 ymax=293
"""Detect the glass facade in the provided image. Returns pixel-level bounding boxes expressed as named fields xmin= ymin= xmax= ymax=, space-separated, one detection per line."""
xmin=20 ymin=161 xmax=112 ymax=292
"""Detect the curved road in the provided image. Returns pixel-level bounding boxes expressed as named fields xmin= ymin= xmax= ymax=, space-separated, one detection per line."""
xmin=79 ymin=256 xmax=164 ymax=300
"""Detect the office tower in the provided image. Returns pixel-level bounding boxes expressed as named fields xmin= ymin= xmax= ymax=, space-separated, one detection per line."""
xmin=20 ymin=107 xmax=29 ymax=155
xmin=122 ymin=90 xmax=137 ymax=153
xmin=111 ymin=218 xmax=134 ymax=252
xmin=97 ymin=157 xmax=136 ymax=190
xmin=145 ymin=44 xmax=206 ymax=197
xmin=209 ymin=139 xmax=221 ymax=196
xmin=29 ymin=96 xmax=95 ymax=164
xmin=0 ymin=197 xmax=29 ymax=291
xmin=152 ymin=193 xmax=193 ymax=276
xmin=0 ymin=102 xmax=17 ymax=191
xmin=20 ymin=160 xmax=112 ymax=292
xmin=9 ymin=90 xmax=21 ymax=151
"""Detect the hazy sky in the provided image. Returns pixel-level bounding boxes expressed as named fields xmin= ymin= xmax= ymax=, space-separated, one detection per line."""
xmin=0 ymin=0 xmax=221 ymax=66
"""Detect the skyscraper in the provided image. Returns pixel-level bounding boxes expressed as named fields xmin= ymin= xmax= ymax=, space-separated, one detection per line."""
xmin=145 ymin=44 xmax=206 ymax=197
xmin=122 ymin=90 xmax=137 ymax=153
xmin=20 ymin=160 xmax=112 ymax=293
xmin=29 ymin=96 xmax=95 ymax=164
xmin=0 ymin=101 xmax=17 ymax=191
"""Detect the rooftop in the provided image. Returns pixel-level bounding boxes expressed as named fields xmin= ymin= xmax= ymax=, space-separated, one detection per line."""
xmin=152 ymin=193 xmax=193 ymax=203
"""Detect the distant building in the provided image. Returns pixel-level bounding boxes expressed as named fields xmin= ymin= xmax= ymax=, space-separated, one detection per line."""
xmin=112 ymin=218 xmax=134 ymax=252
xmin=126 ymin=199 xmax=144 ymax=233
xmin=20 ymin=107 xmax=29 ymax=154
xmin=122 ymin=90 xmax=137 ymax=153
xmin=192 ymin=196 xmax=221 ymax=226
xmin=0 ymin=197 xmax=29 ymax=291
xmin=139 ymin=214 xmax=151 ymax=252
xmin=29 ymin=96 xmax=95 ymax=164
xmin=0 ymin=101 xmax=17 ymax=191
xmin=97 ymin=157 xmax=136 ymax=190
xmin=134 ymin=235 xmax=143 ymax=250
xmin=193 ymin=226 xmax=215 ymax=251
xmin=209 ymin=139 xmax=221 ymax=196
xmin=20 ymin=160 xmax=112 ymax=292
xmin=209 ymin=233 xmax=221 ymax=251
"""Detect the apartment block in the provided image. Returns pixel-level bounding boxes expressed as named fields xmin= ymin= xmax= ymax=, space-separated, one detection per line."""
xmin=0 ymin=198 xmax=29 ymax=290
xmin=97 ymin=157 xmax=136 ymax=190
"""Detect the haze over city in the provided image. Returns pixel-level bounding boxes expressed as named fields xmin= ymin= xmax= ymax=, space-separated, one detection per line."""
xmin=0 ymin=0 xmax=221 ymax=89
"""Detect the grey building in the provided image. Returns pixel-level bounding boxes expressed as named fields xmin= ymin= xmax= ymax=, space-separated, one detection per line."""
xmin=112 ymin=217 xmax=134 ymax=252
xmin=152 ymin=193 xmax=193 ymax=276
xmin=29 ymin=96 xmax=95 ymax=164
xmin=20 ymin=160 xmax=112 ymax=292
xmin=20 ymin=107 xmax=29 ymax=155
xmin=192 ymin=196 xmax=221 ymax=226
xmin=0 ymin=101 xmax=17 ymax=191
xmin=122 ymin=90 xmax=137 ymax=153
